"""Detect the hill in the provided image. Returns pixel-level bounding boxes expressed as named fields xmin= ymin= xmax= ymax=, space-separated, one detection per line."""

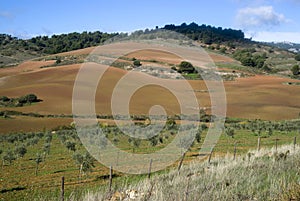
xmin=0 ymin=22 xmax=248 ymax=67
xmin=0 ymin=32 xmax=116 ymax=67
xmin=0 ymin=23 xmax=300 ymax=201
xmin=69 ymin=144 xmax=300 ymax=201
xmin=163 ymin=22 xmax=246 ymax=44
xmin=1 ymin=22 xmax=299 ymax=77
xmin=265 ymin=41 xmax=300 ymax=53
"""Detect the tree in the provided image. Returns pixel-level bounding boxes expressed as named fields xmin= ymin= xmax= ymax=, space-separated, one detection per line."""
xmin=2 ymin=150 xmax=16 ymax=166
xmin=43 ymin=143 xmax=51 ymax=158
xmin=14 ymin=145 xmax=27 ymax=158
xmin=35 ymin=153 xmax=43 ymax=176
xmin=295 ymin=54 xmax=300 ymax=61
xmin=291 ymin=64 xmax=299 ymax=75
xmin=220 ymin=47 xmax=227 ymax=54
xmin=128 ymin=137 xmax=141 ymax=153
xmin=149 ymin=136 xmax=158 ymax=147
xmin=26 ymin=136 xmax=39 ymax=146
xmin=56 ymin=57 xmax=62 ymax=64
xmin=225 ymin=127 xmax=235 ymax=138
xmin=267 ymin=127 xmax=273 ymax=137
xmin=178 ymin=61 xmax=195 ymax=74
xmin=45 ymin=132 xmax=52 ymax=143
xmin=18 ymin=94 xmax=38 ymax=104
xmin=0 ymin=96 xmax=9 ymax=102
xmin=73 ymin=152 xmax=95 ymax=180
xmin=133 ymin=59 xmax=142 ymax=67
xmin=65 ymin=141 xmax=76 ymax=152
xmin=166 ymin=117 xmax=176 ymax=130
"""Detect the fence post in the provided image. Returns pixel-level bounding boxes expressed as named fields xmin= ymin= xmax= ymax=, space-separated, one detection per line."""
xmin=148 ymin=159 xmax=153 ymax=179
xmin=294 ymin=136 xmax=297 ymax=151
xmin=257 ymin=137 xmax=261 ymax=152
xmin=233 ymin=142 xmax=237 ymax=160
xmin=61 ymin=176 xmax=64 ymax=201
xmin=178 ymin=152 xmax=186 ymax=172
xmin=109 ymin=166 xmax=113 ymax=192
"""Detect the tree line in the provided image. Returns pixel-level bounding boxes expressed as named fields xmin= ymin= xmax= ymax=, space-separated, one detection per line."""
xmin=0 ymin=31 xmax=117 ymax=56
xmin=163 ymin=22 xmax=246 ymax=44
xmin=0 ymin=22 xmax=248 ymax=58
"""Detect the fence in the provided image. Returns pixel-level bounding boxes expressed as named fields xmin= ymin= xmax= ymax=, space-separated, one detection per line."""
xmin=60 ymin=136 xmax=298 ymax=201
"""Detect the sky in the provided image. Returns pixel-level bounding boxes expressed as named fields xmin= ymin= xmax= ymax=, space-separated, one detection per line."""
xmin=0 ymin=0 xmax=300 ymax=43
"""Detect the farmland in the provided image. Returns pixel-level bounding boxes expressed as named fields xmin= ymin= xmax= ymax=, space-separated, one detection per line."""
xmin=0 ymin=47 xmax=300 ymax=133
xmin=0 ymin=118 xmax=299 ymax=200
xmin=0 ymin=30 xmax=300 ymax=200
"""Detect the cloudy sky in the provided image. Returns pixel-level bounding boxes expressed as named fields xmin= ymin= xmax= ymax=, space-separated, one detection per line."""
xmin=0 ymin=0 xmax=299 ymax=43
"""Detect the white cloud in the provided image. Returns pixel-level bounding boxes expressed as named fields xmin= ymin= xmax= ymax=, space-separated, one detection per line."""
xmin=246 ymin=31 xmax=300 ymax=43
xmin=236 ymin=6 xmax=288 ymax=29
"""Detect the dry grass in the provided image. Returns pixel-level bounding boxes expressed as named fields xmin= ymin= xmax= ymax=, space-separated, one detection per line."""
xmin=77 ymin=144 xmax=300 ymax=201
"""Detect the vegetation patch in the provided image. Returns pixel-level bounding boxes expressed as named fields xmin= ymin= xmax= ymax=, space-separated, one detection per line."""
xmin=283 ymin=82 xmax=300 ymax=86
xmin=0 ymin=94 xmax=41 ymax=108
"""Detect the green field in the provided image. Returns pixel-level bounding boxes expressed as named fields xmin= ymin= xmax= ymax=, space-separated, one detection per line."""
xmin=0 ymin=118 xmax=299 ymax=200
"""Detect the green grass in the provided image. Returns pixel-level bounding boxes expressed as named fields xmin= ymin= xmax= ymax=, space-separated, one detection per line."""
xmin=0 ymin=120 xmax=299 ymax=200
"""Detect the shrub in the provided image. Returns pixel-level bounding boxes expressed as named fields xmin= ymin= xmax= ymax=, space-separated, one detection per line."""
xmin=178 ymin=61 xmax=195 ymax=73
xmin=133 ymin=59 xmax=142 ymax=67
xmin=65 ymin=141 xmax=76 ymax=152
xmin=14 ymin=145 xmax=27 ymax=158
xmin=0 ymin=96 xmax=9 ymax=102
xmin=18 ymin=94 xmax=38 ymax=104
xmin=2 ymin=150 xmax=16 ymax=165
xmin=291 ymin=64 xmax=299 ymax=75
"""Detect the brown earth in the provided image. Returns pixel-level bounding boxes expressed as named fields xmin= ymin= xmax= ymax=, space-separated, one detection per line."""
xmin=0 ymin=60 xmax=55 ymax=78
xmin=224 ymin=75 xmax=300 ymax=120
xmin=0 ymin=48 xmax=299 ymax=133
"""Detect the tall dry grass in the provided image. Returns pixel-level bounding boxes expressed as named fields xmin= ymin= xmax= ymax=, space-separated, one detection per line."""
xmin=43 ymin=144 xmax=300 ymax=201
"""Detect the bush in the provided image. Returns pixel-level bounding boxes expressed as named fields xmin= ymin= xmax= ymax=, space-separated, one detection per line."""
xmin=178 ymin=61 xmax=195 ymax=73
xmin=65 ymin=141 xmax=76 ymax=152
xmin=291 ymin=64 xmax=299 ymax=75
xmin=0 ymin=96 xmax=9 ymax=102
xmin=18 ymin=94 xmax=38 ymax=104
xmin=14 ymin=145 xmax=27 ymax=158
xmin=2 ymin=150 xmax=16 ymax=165
xmin=295 ymin=54 xmax=300 ymax=61
xmin=133 ymin=59 xmax=142 ymax=67
xmin=233 ymin=49 xmax=266 ymax=69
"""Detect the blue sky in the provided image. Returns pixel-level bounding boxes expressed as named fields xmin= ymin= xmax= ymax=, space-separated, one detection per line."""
xmin=0 ymin=0 xmax=300 ymax=42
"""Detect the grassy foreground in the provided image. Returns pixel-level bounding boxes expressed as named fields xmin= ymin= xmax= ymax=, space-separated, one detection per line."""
xmin=77 ymin=144 xmax=300 ymax=201
xmin=0 ymin=119 xmax=299 ymax=200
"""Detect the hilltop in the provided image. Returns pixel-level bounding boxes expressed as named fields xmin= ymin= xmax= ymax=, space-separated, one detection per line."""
xmin=1 ymin=22 xmax=299 ymax=78
xmin=265 ymin=41 xmax=300 ymax=53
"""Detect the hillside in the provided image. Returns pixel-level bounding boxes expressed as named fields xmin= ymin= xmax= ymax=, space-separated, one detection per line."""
xmin=0 ymin=23 xmax=300 ymax=201
xmin=0 ymin=32 xmax=116 ymax=67
xmin=265 ymin=41 xmax=300 ymax=53
xmin=0 ymin=35 xmax=300 ymax=133
xmin=1 ymin=23 xmax=299 ymax=78
xmin=80 ymin=144 xmax=300 ymax=201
